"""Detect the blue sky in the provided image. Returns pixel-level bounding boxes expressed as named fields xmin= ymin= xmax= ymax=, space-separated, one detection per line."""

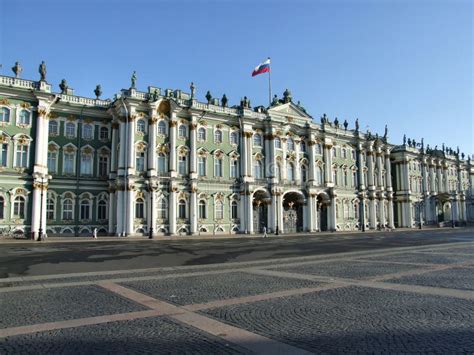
xmin=0 ymin=0 xmax=472 ymax=154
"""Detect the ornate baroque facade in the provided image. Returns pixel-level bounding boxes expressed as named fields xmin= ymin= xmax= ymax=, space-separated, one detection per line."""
xmin=0 ymin=71 xmax=472 ymax=239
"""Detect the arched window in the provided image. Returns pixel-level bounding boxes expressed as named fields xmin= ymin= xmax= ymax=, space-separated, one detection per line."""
xmin=332 ymin=147 xmax=337 ymax=158
xmin=287 ymin=163 xmax=295 ymax=181
xmin=214 ymin=130 xmax=222 ymax=143
xmin=231 ymin=201 xmax=238 ymax=219
xmin=49 ymin=121 xmax=59 ymax=135
xmin=80 ymin=199 xmax=91 ymax=220
xmin=0 ymin=196 xmax=4 ymax=219
xmin=274 ymin=137 xmax=281 ymax=149
xmin=343 ymin=201 xmax=350 ymax=219
xmin=215 ymin=200 xmax=224 ymax=220
xmin=353 ymin=171 xmax=358 ymax=187
xmin=18 ymin=110 xmax=30 ymax=125
xmin=136 ymin=119 xmax=146 ymax=133
xmin=344 ymin=170 xmax=349 ymax=186
xmin=178 ymin=125 xmax=187 ymax=139
xmin=0 ymin=107 xmax=10 ymax=122
xmin=315 ymin=143 xmax=322 ymax=155
xmin=198 ymin=156 xmax=206 ymax=176
xmin=135 ymin=198 xmax=144 ymax=219
xmin=352 ymin=150 xmax=356 ymax=160
xmin=199 ymin=200 xmax=207 ymax=219
xmin=253 ymin=133 xmax=262 ymax=146
xmin=13 ymin=196 xmax=25 ymax=218
xmin=333 ymin=168 xmax=338 ymax=185
xmin=287 ymin=138 xmax=294 ymax=151
xmin=214 ymin=157 xmax=223 ymax=177
xmin=354 ymin=202 xmax=359 ymax=219
xmin=342 ymin=148 xmax=347 ymax=159
xmin=82 ymin=124 xmax=93 ymax=140
xmin=300 ymin=141 xmax=306 ymax=153
xmin=158 ymin=121 xmax=167 ymax=135
xmin=99 ymin=127 xmax=109 ymax=140
xmin=316 ymin=166 xmax=323 ymax=185
xmin=46 ymin=198 xmax=55 ymax=220
xmin=178 ymin=199 xmax=186 ymax=219
xmin=301 ymin=165 xmax=307 ymax=182
xmin=157 ymin=153 xmax=167 ymax=174
xmin=198 ymin=127 xmax=206 ymax=141
xmin=98 ymin=200 xmax=107 ymax=220
xmin=65 ymin=122 xmax=76 ymax=138
xmin=157 ymin=198 xmax=167 ymax=219
xmin=230 ymin=131 xmax=238 ymax=145
xmin=253 ymin=160 xmax=263 ymax=179
xmin=63 ymin=198 xmax=73 ymax=220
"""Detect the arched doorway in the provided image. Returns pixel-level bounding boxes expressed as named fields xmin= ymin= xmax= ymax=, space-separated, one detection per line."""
xmin=253 ymin=190 xmax=270 ymax=233
xmin=283 ymin=191 xmax=305 ymax=233
xmin=317 ymin=192 xmax=331 ymax=231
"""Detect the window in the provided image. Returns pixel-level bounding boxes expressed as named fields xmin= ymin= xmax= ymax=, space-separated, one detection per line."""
xmin=275 ymin=163 xmax=281 ymax=180
xmin=13 ymin=196 xmax=25 ymax=218
xmin=47 ymin=151 xmax=57 ymax=172
xmin=158 ymin=121 xmax=166 ymax=135
xmin=342 ymin=148 xmax=347 ymax=159
xmin=199 ymin=200 xmax=207 ymax=219
xmin=333 ymin=169 xmax=338 ymax=185
xmin=157 ymin=199 xmax=167 ymax=219
xmin=301 ymin=165 xmax=307 ymax=182
xmin=63 ymin=199 xmax=73 ymax=220
xmin=353 ymin=171 xmax=358 ymax=187
xmin=0 ymin=196 xmax=4 ymax=219
xmin=65 ymin=122 xmax=76 ymax=138
xmin=135 ymin=198 xmax=144 ymax=219
xmin=0 ymin=108 xmax=10 ymax=123
xmin=274 ymin=137 xmax=281 ymax=149
xmin=287 ymin=163 xmax=295 ymax=181
xmin=351 ymin=150 xmax=356 ymax=160
xmin=99 ymin=127 xmax=109 ymax=140
xmin=136 ymin=151 xmax=145 ymax=172
xmin=46 ymin=198 xmax=55 ymax=220
xmin=178 ymin=155 xmax=187 ymax=175
xmin=18 ymin=110 xmax=30 ymax=125
xmin=287 ymin=138 xmax=294 ymax=151
xmin=214 ymin=130 xmax=222 ymax=143
xmin=253 ymin=133 xmax=262 ymax=146
xmin=80 ymin=200 xmax=91 ymax=220
xmin=214 ymin=158 xmax=223 ymax=177
xmin=178 ymin=199 xmax=186 ymax=219
xmin=230 ymin=160 xmax=238 ymax=178
xmin=157 ymin=153 xmax=167 ymax=174
xmin=316 ymin=166 xmax=323 ymax=185
xmin=64 ymin=152 xmax=75 ymax=174
xmin=80 ymin=153 xmax=93 ymax=175
xmin=49 ymin=121 xmax=59 ymax=136
xmin=332 ymin=147 xmax=337 ymax=158
xmin=231 ymin=201 xmax=238 ymax=219
xmin=198 ymin=127 xmax=206 ymax=141
xmin=344 ymin=170 xmax=349 ymax=186
xmin=343 ymin=201 xmax=350 ymax=219
xmin=0 ymin=143 xmax=8 ymax=167
xmin=300 ymin=141 xmax=306 ymax=153
xmin=198 ymin=157 xmax=206 ymax=176
xmin=98 ymin=200 xmax=107 ymax=220
xmin=15 ymin=145 xmax=28 ymax=168
xmin=137 ymin=120 xmax=146 ymax=133
xmin=178 ymin=125 xmax=187 ymax=139
xmin=82 ymin=124 xmax=93 ymax=140
xmin=99 ymin=156 xmax=109 ymax=177
xmin=315 ymin=143 xmax=322 ymax=154
xmin=215 ymin=200 xmax=224 ymax=220
xmin=230 ymin=131 xmax=238 ymax=145
xmin=253 ymin=160 xmax=263 ymax=179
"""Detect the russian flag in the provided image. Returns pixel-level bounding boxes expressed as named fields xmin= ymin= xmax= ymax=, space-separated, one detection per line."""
xmin=252 ymin=58 xmax=271 ymax=77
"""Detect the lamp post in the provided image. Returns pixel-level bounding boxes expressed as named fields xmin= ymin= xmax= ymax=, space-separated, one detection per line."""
xmin=148 ymin=182 xmax=154 ymax=239
xmin=418 ymin=200 xmax=423 ymax=229
xmin=37 ymin=174 xmax=50 ymax=241
xmin=120 ymin=98 xmax=129 ymax=237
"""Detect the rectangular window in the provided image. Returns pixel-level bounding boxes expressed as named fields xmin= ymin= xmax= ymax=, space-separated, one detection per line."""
xmin=80 ymin=154 xmax=92 ymax=175
xmin=136 ymin=152 xmax=145 ymax=172
xmin=16 ymin=145 xmax=28 ymax=168
xmin=47 ymin=152 xmax=57 ymax=172
xmin=64 ymin=153 xmax=75 ymax=174
xmin=178 ymin=156 xmax=187 ymax=175
xmin=214 ymin=159 xmax=222 ymax=177
xmin=99 ymin=156 xmax=108 ymax=177
xmin=198 ymin=157 xmax=206 ymax=176
xmin=0 ymin=143 xmax=7 ymax=167
xmin=65 ymin=123 xmax=76 ymax=138
xmin=80 ymin=203 xmax=90 ymax=220
xmin=215 ymin=201 xmax=224 ymax=220
xmin=230 ymin=160 xmax=238 ymax=178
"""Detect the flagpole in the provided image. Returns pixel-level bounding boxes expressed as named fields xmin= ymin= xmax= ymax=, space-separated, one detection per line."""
xmin=268 ymin=57 xmax=272 ymax=107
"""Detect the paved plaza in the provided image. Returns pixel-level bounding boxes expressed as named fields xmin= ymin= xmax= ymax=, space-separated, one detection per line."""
xmin=0 ymin=230 xmax=473 ymax=354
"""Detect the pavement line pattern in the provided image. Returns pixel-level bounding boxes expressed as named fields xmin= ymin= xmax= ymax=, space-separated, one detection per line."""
xmin=246 ymin=268 xmax=474 ymax=300
xmin=99 ymin=282 xmax=313 ymax=355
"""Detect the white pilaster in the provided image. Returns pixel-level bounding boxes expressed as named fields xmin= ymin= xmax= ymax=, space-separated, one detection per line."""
xmin=169 ymin=115 xmax=178 ymax=176
xmin=169 ymin=187 xmax=177 ymax=235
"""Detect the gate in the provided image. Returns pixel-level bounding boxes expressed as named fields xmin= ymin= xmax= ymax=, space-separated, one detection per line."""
xmin=284 ymin=208 xmax=298 ymax=233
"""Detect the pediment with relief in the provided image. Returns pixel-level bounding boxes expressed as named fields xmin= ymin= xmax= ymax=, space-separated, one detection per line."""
xmin=268 ymin=102 xmax=312 ymax=119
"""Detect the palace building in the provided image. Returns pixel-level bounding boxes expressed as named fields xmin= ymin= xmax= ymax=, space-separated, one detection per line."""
xmin=0 ymin=65 xmax=472 ymax=239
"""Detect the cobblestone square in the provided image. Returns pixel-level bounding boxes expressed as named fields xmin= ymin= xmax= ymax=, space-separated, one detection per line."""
xmin=359 ymin=251 xmax=474 ymax=264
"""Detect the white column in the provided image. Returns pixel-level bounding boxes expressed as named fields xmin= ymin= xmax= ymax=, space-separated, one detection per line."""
xmin=190 ymin=123 xmax=197 ymax=177
xmin=127 ymin=119 xmax=136 ymax=173
xmin=369 ymin=198 xmax=376 ymax=228
xmin=294 ymin=139 xmax=301 ymax=182
xmin=247 ymin=133 xmax=253 ymax=178
xmin=118 ymin=121 xmax=126 ymax=174
xmin=307 ymin=194 xmax=316 ymax=232
xmin=376 ymin=151 xmax=383 ymax=188
xmin=241 ymin=132 xmax=248 ymax=177
xmin=385 ymin=154 xmax=392 ymax=189
xmin=387 ymin=198 xmax=394 ymax=228
xmin=357 ymin=146 xmax=365 ymax=189
xmin=276 ymin=194 xmax=284 ymax=233
xmin=247 ymin=193 xmax=254 ymax=234
xmin=190 ymin=188 xmax=197 ymax=234
xmin=379 ymin=198 xmax=386 ymax=226
xmin=111 ymin=123 xmax=119 ymax=173
xmin=323 ymin=144 xmax=333 ymax=184
xmin=148 ymin=119 xmax=157 ymax=176
xmin=367 ymin=150 xmax=375 ymax=188
xmin=116 ymin=190 xmax=123 ymax=236
xmin=169 ymin=116 xmax=177 ymax=176
xmin=240 ymin=194 xmax=247 ymax=232
xmin=436 ymin=166 xmax=442 ymax=192
xmin=126 ymin=190 xmax=134 ymax=235
xmin=282 ymin=138 xmax=288 ymax=180
xmin=429 ymin=164 xmax=435 ymax=192
xmin=329 ymin=196 xmax=337 ymax=231
xmin=443 ymin=167 xmax=449 ymax=192
xmin=108 ymin=190 xmax=116 ymax=234
xmin=169 ymin=188 xmax=177 ymax=235
xmin=308 ymin=137 xmax=316 ymax=182
xmin=270 ymin=192 xmax=277 ymax=232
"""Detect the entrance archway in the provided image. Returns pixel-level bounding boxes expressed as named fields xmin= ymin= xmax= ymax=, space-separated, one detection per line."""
xmin=283 ymin=191 xmax=305 ymax=233
xmin=317 ymin=192 xmax=331 ymax=231
xmin=253 ymin=189 xmax=270 ymax=233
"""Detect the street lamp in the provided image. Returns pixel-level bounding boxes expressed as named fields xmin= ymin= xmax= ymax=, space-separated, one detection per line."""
xmin=147 ymin=181 xmax=154 ymax=239
xmin=37 ymin=174 xmax=51 ymax=241
xmin=418 ymin=200 xmax=424 ymax=229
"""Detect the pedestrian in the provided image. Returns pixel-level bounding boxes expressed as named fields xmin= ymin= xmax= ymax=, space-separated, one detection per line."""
xmin=262 ymin=226 xmax=267 ymax=238
xmin=93 ymin=228 xmax=98 ymax=239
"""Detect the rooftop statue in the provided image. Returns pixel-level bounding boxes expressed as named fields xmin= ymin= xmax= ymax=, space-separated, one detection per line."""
xmin=59 ymin=79 xmax=68 ymax=94
xmin=94 ymin=84 xmax=102 ymax=99
xmin=403 ymin=134 xmax=406 ymax=145
xmin=355 ymin=118 xmax=359 ymax=131
xmin=205 ymin=91 xmax=212 ymax=104
xmin=272 ymin=94 xmax=279 ymax=106
xmin=12 ymin=61 xmax=22 ymax=78
xmin=221 ymin=94 xmax=228 ymax=107
xmin=190 ymin=82 xmax=196 ymax=99
xmin=283 ymin=88 xmax=292 ymax=103
xmin=39 ymin=61 xmax=47 ymax=81
xmin=334 ymin=117 xmax=339 ymax=128
xmin=421 ymin=138 xmax=424 ymax=150
xmin=151 ymin=89 xmax=159 ymax=102
xmin=131 ymin=71 xmax=137 ymax=89
xmin=383 ymin=124 xmax=388 ymax=139
xmin=343 ymin=119 xmax=348 ymax=130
